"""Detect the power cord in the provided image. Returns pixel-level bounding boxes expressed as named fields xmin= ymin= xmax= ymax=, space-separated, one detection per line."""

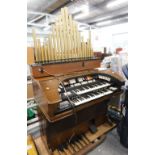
xmin=42 ymin=69 xmax=78 ymax=125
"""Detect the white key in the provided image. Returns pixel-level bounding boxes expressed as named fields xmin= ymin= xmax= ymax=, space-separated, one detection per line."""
xmin=75 ymin=82 xmax=111 ymax=95
xmin=73 ymin=90 xmax=113 ymax=106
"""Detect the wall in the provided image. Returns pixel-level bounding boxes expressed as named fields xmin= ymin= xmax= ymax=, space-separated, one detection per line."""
xmin=91 ymin=23 xmax=128 ymax=53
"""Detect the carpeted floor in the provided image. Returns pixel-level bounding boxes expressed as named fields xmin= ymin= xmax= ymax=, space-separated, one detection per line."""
xmin=88 ymin=129 xmax=128 ymax=155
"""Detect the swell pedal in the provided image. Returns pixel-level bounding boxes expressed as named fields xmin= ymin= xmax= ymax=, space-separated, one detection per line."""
xmin=89 ymin=124 xmax=97 ymax=133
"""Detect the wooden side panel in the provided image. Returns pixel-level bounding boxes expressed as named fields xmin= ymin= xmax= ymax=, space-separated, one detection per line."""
xmin=27 ymin=47 xmax=35 ymax=64
xmin=27 ymin=82 xmax=34 ymax=99
xmin=40 ymin=79 xmax=61 ymax=104
xmin=32 ymin=79 xmax=49 ymax=114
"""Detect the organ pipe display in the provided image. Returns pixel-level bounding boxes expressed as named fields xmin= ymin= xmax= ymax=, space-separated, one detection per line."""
xmin=32 ymin=7 xmax=94 ymax=63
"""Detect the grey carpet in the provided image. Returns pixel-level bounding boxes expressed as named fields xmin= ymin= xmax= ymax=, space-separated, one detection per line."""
xmin=88 ymin=129 xmax=128 ymax=155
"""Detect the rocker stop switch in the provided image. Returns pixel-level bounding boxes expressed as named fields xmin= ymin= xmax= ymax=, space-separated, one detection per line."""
xmin=89 ymin=124 xmax=97 ymax=133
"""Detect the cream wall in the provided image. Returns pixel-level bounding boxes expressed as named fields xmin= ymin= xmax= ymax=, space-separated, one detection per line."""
xmin=91 ymin=23 xmax=128 ymax=53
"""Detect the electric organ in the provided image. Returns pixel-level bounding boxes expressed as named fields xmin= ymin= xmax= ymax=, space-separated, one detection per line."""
xmin=30 ymin=7 xmax=125 ymax=155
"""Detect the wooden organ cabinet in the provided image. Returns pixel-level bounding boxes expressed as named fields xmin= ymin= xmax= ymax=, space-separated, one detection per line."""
xmin=30 ymin=7 xmax=125 ymax=155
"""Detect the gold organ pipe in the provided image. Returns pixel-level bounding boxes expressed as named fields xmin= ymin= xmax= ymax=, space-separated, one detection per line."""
xmin=74 ymin=22 xmax=79 ymax=58
xmin=55 ymin=24 xmax=60 ymax=60
xmin=59 ymin=23 xmax=64 ymax=60
xmin=85 ymin=42 xmax=88 ymax=58
xmin=61 ymin=8 xmax=66 ymax=59
xmin=64 ymin=7 xmax=70 ymax=60
xmin=89 ymin=30 xmax=93 ymax=57
xmin=71 ymin=20 xmax=75 ymax=58
xmin=43 ymin=42 xmax=47 ymax=62
xmin=69 ymin=15 xmax=73 ymax=59
xmin=47 ymin=35 xmax=51 ymax=61
xmin=35 ymin=39 xmax=39 ymax=62
xmin=84 ymin=40 xmax=87 ymax=58
xmin=68 ymin=28 xmax=72 ymax=59
xmin=32 ymin=29 xmax=39 ymax=62
xmin=60 ymin=15 xmax=65 ymax=60
xmin=41 ymin=44 xmax=45 ymax=62
xmin=46 ymin=43 xmax=49 ymax=62
xmin=77 ymin=32 xmax=82 ymax=58
xmin=52 ymin=26 xmax=58 ymax=61
xmin=57 ymin=16 xmax=63 ymax=60
xmin=36 ymin=39 xmax=41 ymax=62
xmin=81 ymin=37 xmax=84 ymax=58
xmin=58 ymin=25 xmax=63 ymax=60
xmin=73 ymin=21 xmax=77 ymax=58
xmin=48 ymin=35 xmax=53 ymax=61
xmin=39 ymin=40 xmax=43 ymax=62
xmin=87 ymin=38 xmax=90 ymax=57
xmin=51 ymin=34 xmax=56 ymax=61
xmin=45 ymin=41 xmax=49 ymax=61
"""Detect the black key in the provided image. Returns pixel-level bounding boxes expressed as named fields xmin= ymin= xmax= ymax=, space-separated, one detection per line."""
xmin=86 ymin=85 xmax=91 ymax=88
xmin=93 ymin=92 xmax=98 ymax=95
xmin=99 ymin=90 xmax=103 ymax=93
xmin=74 ymin=89 xmax=78 ymax=93
xmin=90 ymin=93 xmax=95 ymax=96
xmin=83 ymin=95 xmax=89 ymax=99
xmin=71 ymin=99 xmax=76 ymax=103
xmin=86 ymin=94 xmax=91 ymax=98
xmin=96 ymin=92 xmax=100 ymax=95
xmin=88 ymin=94 xmax=93 ymax=97
xmin=89 ymin=84 xmax=94 ymax=88
xmin=79 ymin=87 xmax=84 ymax=91
xmin=78 ymin=97 xmax=83 ymax=101
xmin=104 ymin=89 xmax=108 ymax=91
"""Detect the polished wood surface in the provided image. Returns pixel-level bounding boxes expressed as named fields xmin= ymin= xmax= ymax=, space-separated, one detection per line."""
xmin=27 ymin=82 xmax=34 ymax=99
xmin=30 ymin=59 xmax=101 ymax=78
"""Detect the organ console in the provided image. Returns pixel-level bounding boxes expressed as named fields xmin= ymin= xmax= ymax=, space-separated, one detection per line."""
xmin=30 ymin=7 xmax=125 ymax=155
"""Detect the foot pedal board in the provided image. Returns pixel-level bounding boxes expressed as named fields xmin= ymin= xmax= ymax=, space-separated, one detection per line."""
xmin=34 ymin=123 xmax=116 ymax=155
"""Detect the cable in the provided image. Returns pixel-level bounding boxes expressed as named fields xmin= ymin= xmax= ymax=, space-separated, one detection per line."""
xmin=42 ymin=69 xmax=78 ymax=124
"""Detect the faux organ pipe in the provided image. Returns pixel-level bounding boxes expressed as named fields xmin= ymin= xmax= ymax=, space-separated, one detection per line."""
xmin=32 ymin=7 xmax=94 ymax=63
